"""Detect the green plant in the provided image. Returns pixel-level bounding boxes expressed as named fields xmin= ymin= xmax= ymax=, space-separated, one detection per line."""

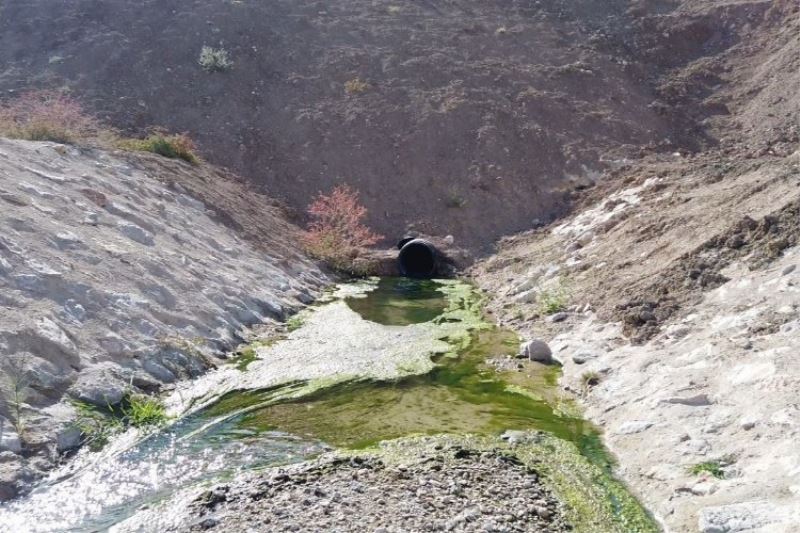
xmin=688 ymin=458 xmax=733 ymax=479
xmin=344 ymin=78 xmax=370 ymax=94
xmin=119 ymin=132 xmax=199 ymax=164
xmin=286 ymin=315 xmax=305 ymax=332
xmin=538 ymin=279 xmax=569 ymax=315
xmin=0 ymin=359 xmax=31 ymax=437
xmin=199 ymin=45 xmax=233 ymax=72
xmin=72 ymin=392 xmax=169 ymax=451
xmin=123 ymin=394 xmax=168 ymax=427
xmin=445 ymin=190 xmax=467 ymax=208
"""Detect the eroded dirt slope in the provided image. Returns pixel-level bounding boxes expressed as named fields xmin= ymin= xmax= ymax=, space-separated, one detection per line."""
xmin=0 ymin=0 xmax=774 ymax=250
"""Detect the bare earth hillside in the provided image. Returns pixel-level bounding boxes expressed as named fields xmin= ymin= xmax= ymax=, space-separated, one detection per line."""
xmin=0 ymin=0 xmax=752 ymax=250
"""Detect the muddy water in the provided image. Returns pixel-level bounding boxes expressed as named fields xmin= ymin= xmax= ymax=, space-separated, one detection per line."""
xmin=0 ymin=278 xmax=636 ymax=532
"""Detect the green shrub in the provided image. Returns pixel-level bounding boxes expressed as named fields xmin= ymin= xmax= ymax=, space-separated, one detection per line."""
xmin=72 ymin=393 xmax=169 ymax=451
xmin=688 ymin=459 xmax=732 ymax=479
xmin=119 ymin=133 xmax=199 ymax=164
xmin=199 ymin=46 xmax=233 ymax=72
xmin=538 ymin=279 xmax=569 ymax=315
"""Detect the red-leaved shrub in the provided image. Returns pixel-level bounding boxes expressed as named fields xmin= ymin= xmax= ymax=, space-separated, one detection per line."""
xmin=303 ymin=185 xmax=383 ymax=273
xmin=0 ymin=90 xmax=101 ymax=144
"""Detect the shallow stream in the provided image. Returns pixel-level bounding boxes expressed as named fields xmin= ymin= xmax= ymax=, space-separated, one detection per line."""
xmin=0 ymin=277 xmax=648 ymax=532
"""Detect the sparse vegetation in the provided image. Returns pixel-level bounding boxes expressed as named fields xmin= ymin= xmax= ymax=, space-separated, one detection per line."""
xmin=303 ymin=184 xmax=383 ymax=274
xmin=0 ymin=359 xmax=31 ymax=438
xmin=0 ymin=90 xmax=101 ymax=144
xmin=581 ymin=371 xmax=601 ymax=392
xmin=286 ymin=315 xmax=306 ymax=332
xmin=118 ymin=132 xmax=199 ymax=164
xmin=446 ymin=190 xmax=467 ymax=208
xmin=344 ymin=78 xmax=371 ymax=94
xmin=199 ymin=45 xmax=233 ymax=72
xmin=538 ymin=278 xmax=569 ymax=315
xmin=688 ymin=457 xmax=734 ymax=479
xmin=72 ymin=392 xmax=169 ymax=451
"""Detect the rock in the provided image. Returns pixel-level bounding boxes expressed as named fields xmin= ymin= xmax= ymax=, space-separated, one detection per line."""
xmin=698 ymin=500 xmax=787 ymax=533
xmin=782 ymin=264 xmax=796 ymax=276
xmin=68 ymin=363 xmax=128 ymax=407
xmin=117 ymin=221 xmax=154 ymax=246
xmin=52 ymin=231 xmax=83 ymax=249
xmin=518 ymin=339 xmax=555 ymax=364
xmin=576 ymin=230 xmax=594 ymax=246
xmin=0 ymin=418 xmax=22 ymax=453
xmin=56 ymin=425 xmax=82 ymax=453
xmin=661 ymin=394 xmax=712 ymax=406
xmin=571 ymin=351 xmax=596 ymax=365
xmin=616 ymin=421 xmax=653 ymax=435
xmin=548 ymin=312 xmax=568 ymax=323
xmin=739 ymin=418 xmax=757 ymax=431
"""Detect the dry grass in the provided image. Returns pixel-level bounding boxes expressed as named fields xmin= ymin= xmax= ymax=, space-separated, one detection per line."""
xmin=0 ymin=90 xmax=101 ymax=144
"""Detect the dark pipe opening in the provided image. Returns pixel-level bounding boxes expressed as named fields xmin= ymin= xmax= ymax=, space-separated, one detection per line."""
xmin=398 ymin=239 xmax=437 ymax=278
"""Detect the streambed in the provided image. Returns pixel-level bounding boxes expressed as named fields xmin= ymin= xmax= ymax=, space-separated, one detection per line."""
xmin=0 ymin=278 xmax=657 ymax=532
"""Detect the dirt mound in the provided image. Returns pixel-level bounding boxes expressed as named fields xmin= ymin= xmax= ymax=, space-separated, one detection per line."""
xmin=1 ymin=0 xmax=783 ymax=251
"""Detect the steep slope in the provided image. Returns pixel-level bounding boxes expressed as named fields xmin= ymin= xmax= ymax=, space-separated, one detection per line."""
xmin=0 ymin=139 xmax=327 ymax=499
xmin=0 ymin=0 xmax=717 ymax=250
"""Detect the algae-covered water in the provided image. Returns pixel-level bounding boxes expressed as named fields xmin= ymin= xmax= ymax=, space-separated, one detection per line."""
xmin=0 ymin=277 xmax=657 ymax=532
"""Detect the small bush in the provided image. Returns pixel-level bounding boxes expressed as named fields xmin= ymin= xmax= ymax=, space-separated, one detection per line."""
xmin=0 ymin=90 xmax=100 ymax=144
xmin=72 ymin=392 xmax=169 ymax=451
xmin=123 ymin=394 xmax=168 ymax=427
xmin=303 ymin=185 xmax=383 ymax=274
xmin=344 ymin=78 xmax=371 ymax=94
xmin=688 ymin=456 xmax=734 ymax=479
xmin=688 ymin=461 xmax=725 ymax=479
xmin=538 ymin=279 xmax=569 ymax=315
xmin=119 ymin=132 xmax=199 ymax=164
xmin=199 ymin=46 xmax=233 ymax=72
xmin=446 ymin=190 xmax=467 ymax=208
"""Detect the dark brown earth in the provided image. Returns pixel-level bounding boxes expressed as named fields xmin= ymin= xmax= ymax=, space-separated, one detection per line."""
xmin=1 ymin=0 xmax=786 ymax=251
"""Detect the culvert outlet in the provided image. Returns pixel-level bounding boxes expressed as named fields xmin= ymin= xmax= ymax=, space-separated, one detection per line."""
xmin=398 ymin=239 xmax=438 ymax=278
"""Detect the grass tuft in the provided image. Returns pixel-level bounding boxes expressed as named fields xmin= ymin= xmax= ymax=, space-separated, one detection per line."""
xmin=71 ymin=392 xmax=169 ymax=451
xmin=118 ymin=132 xmax=199 ymax=164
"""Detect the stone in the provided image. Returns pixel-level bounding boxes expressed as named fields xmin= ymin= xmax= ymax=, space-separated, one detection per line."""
xmin=616 ymin=421 xmax=653 ymax=435
xmin=56 ymin=426 xmax=82 ymax=453
xmin=782 ymin=264 xmax=796 ymax=276
xmin=518 ymin=339 xmax=555 ymax=364
xmin=698 ymin=501 xmax=786 ymax=533
xmin=117 ymin=221 xmax=154 ymax=246
xmin=571 ymin=351 xmax=596 ymax=365
xmin=548 ymin=312 xmax=568 ymax=323
xmin=661 ymin=394 xmax=712 ymax=406
xmin=0 ymin=418 xmax=22 ymax=453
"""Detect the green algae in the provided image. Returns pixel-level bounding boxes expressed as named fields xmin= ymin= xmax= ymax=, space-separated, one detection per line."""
xmin=198 ymin=277 xmax=659 ymax=533
xmin=344 ymin=277 xmax=448 ymax=325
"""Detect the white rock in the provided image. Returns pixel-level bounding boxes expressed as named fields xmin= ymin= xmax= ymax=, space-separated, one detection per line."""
xmin=615 ymin=421 xmax=653 ymax=435
xmin=698 ymin=500 xmax=789 ymax=533
xmin=117 ymin=221 xmax=154 ymax=246
xmin=0 ymin=418 xmax=22 ymax=453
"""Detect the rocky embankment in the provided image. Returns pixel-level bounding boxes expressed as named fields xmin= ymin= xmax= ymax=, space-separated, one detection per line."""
xmin=0 ymin=139 xmax=328 ymax=499
xmin=473 ymin=148 xmax=800 ymax=532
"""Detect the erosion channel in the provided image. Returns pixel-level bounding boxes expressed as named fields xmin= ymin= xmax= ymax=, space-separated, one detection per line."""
xmin=0 ymin=278 xmax=659 ymax=532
